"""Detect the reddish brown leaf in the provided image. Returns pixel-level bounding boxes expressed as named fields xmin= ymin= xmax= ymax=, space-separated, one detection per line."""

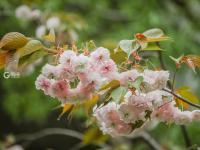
xmin=185 ymin=55 xmax=200 ymax=68
xmin=0 ymin=51 xmax=8 ymax=69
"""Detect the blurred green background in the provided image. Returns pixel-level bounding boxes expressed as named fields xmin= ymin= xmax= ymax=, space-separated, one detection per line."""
xmin=0 ymin=0 xmax=200 ymax=150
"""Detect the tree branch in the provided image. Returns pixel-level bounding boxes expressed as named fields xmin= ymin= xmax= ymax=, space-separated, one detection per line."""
xmin=180 ymin=125 xmax=191 ymax=147
xmin=15 ymin=128 xmax=83 ymax=143
xmin=131 ymin=132 xmax=163 ymax=150
xmin=163 ymin=88 xmax=200 ymax=109
xmin=14 ymin=128 xmax=109 ymax=149
xmin=158 ymin=50 xmax=166 ymax=70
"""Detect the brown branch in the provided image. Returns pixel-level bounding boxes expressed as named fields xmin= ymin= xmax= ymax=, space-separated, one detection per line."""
xmin=163 ymin=88 xmax=200 ymax=109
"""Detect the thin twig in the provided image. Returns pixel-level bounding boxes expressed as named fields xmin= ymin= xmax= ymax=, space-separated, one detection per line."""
xmin=16 ymin=128 xmax=83 ymax=142
xmin=172 ymin=68 xmax=178 ymax=92
xmin=131 ymin=132 xmax=163 ymax=150
xmin=156 ymin=44 xmax=172 ymax=88
xmin=163 ymin=88 xmax=200 ymax=109
xmin=15 ymin=128 xmax=109 ymax=149
xmin=156 ymin=43 xmax=166 ymax=70
xmin=158 ymin=51 xmax=166 ymax=70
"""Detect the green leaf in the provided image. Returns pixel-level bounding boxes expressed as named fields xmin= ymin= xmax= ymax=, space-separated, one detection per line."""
xmin=99 ymin=80 xmax=120 ymax=91
xmin=19 ymin=50 xmax=48 ymax=66
xmin=58 ymin=103 xmax=73 ymax=120
xmin=138 ymin=41 xmax=147 ymax=50
xmin=119 ymin=40 xmax=133 ymax=54
xmin=142 ymin=43 xmax=163 ymax=51
xmin=145 ymin=110 xmax=152 ymax=119
xmin=82 ymin=127 xmax=108 ymax=145
xmin=143 ymin=28 xmax=164 ymax=38
xmin=18 ymin=53 xmax=31 ymax=66
xmin=28 ymin=50 xmax=48 ymax=64
xmin=86 ymin=40 xmax=96 ymax=50
xmin=169 ymin=55 xmax=183 ymax=63
xmin=118 ymin=40 xmax=140 ymax=56
xmin=142 ymin=28 xmax=170 ymax=42
xmin=129 ymin=76 xmax=144 ymax=90
xmin=18 ymin=40 xmax=43 ymax=57
xmin=110 ymin=49 xmax=127 ymax=64
xmin=83 ymin=95 xmax=99 ymax=115
xmin=111 ymin=86 xmax=127 ymax=103
xmin=43 ymin=28 xmax=56 ymax=43
xmin=97 ymin=89 xmax=113 ymax=107
xmin=132 ymin=120 xmax=144 ymax=129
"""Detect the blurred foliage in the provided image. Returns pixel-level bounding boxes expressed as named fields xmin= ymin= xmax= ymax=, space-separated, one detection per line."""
xmin=1 ymin=69 xmax=58 ymax=123
xmin=150 ymin=122 xmax=200 ymax=150
xmin=0 ymin=0 xmax=200 ymax=149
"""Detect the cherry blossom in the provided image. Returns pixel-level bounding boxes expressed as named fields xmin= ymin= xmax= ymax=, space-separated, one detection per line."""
xmin=93 ymin=102 xmax=132 ymax=136
xmin=35 ymin=46 xmax=200 ymax=136
xmin=90 ymin=47 xmax=110 ymax=63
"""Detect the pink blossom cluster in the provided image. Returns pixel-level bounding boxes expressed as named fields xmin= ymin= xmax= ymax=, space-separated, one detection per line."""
xmin=94 ymin=89 xmax=200 ymax=136
xmin=93 ymin=102 xmax=133 ymax=136
xmin=35 ymin=47 xmax=169 ymax=104
xmin=119 ymin=69 xmax=169 ymax=92
xmin=35 ymin=47 xmax=118 ymax=104
xmin=35 ymin=47 xmax=200 ymax=136
xmin=154 ymin=100 xmax=200 ymax=125
xmin=93 ymin=68 xmax=200 ymax=136
xmin=93 ymin=90 xmax=170 ymax=136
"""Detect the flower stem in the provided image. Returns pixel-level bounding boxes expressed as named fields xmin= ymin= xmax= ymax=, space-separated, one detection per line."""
xmin=172 ymin=68 xmax=178 ymax=92
xmin=43 ymin=47 xmax=58 ymax=54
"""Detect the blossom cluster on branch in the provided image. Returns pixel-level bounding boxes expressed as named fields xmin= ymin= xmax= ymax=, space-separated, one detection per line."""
xmin=35 ymin=47 xmax=118 ymax=103
xmin=1 ymin=13 xmax=200 ymax=140
xmin=35 ymin=47 xmax=200 ymax=136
